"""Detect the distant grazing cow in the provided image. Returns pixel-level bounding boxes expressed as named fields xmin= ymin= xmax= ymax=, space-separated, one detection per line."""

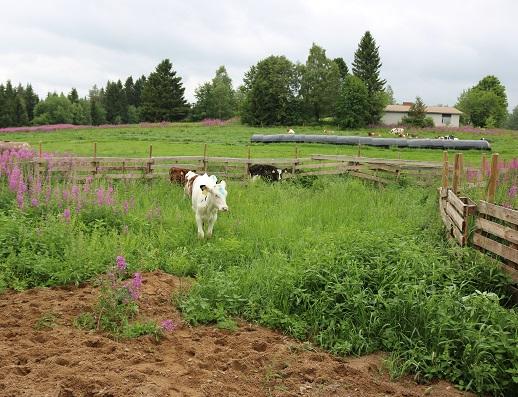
xmin=190 ymin=173 xmax=229 ymax=238
xmin=169 ymin=167 xmax=191 ymax=184
xmin=248 ymin=164 xmax=286 ymax=182
xmin=390 ymin=127 xmax=405 ymax=134
xmin=287 ymin=128 xmax=295 ymax=134
xmin=436 ymin=135 xmax=459 ymax=140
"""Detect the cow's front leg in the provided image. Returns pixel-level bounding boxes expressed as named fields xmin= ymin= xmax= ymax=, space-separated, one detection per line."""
xmin=195 ymin=213 xmax=205 ymax=239
xmin=206 ymin=213 xmax=218 ymax=238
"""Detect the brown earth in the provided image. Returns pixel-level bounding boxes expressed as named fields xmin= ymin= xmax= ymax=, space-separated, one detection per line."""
xmin=0 ymin=271 xmax=473 ymax=397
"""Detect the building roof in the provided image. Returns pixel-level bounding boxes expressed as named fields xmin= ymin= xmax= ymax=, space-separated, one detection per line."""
xmin=384 ymin=104 xmax=462 ymax=115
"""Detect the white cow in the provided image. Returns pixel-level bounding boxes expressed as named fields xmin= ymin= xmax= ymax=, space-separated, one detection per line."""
xmin=190 ymin=173 xmax=229 ymax=238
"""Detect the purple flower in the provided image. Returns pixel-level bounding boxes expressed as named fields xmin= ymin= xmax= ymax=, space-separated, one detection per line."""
xmin=96 ymin=187 xmax=104 ymax=206
xmin=116 ymin=255 xmax=127 ymax=271
xmin=160 ymin=319 xmax=176 ymax=332
xmin=63 ymin=208 xmax=71 ymax=222
xmin=31 ymin=198 xmax=39 ymax=206
xmin=508 ymin=185 xmax=518 ymax=199
xmin=126 ymin=272 xmax=143 ymax=300
xmin=122 ymin=200 xmax=129 ymax=214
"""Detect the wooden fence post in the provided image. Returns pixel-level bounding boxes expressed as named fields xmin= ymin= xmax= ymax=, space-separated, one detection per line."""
xmin=92 ymin=142 xmax=98 ymax=176
xmin=452 ymin=153 xmax=460 ymax=194
xmin=357 ymin=143 xmax=361 ymax=157
xmin=244 ymin=146 xmax=251 ymax=180
xmin=292 ymin=145 xmax=299 ymax=175
xmin=458 ymin=153 xmax=464 ymax=191
xmin=147 ymin=144 xmax=153 ymax=176
xmin=480 ymin=154 xmax=487 ymax=181
xmin=203 ymin=143 xmax=208 ymax=172
xmin=442 ymin=151 xmax=449 ymax=189
xmin=486 ymin=153 xmax=499 ymax=203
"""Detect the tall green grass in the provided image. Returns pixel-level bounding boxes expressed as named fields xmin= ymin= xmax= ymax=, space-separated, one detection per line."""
xmin=0 ymin=176 xmax=516 ymax=395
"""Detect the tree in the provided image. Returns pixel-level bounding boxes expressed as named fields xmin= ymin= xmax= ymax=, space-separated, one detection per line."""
xmin=352 ymin=31 xmax=387 ymax=124
xmin=210 ymin=66 xmax=236 ymax=119
xmin=32 ymin=93 xmax=74 ymax=125
xmin=140 ymin=59 xmax=188 ymax=122
xmin=104 ymin=80 xmax=128 ymax=124
xmin=333 ymin=57 xmax=349 ymax=80
xmin=506 ymin=105 xmax=518 ymax=130
xmin=133 ymin=75 xmax=146 ymax=108
xmin=71 ymin=99 xmax=92 ymax=125
xmin=241 ymin=56 xmax=302 ymax=126
xmin=24 ymin=84 xmax=39 ymax=122
xmin=192 ymin=66 xmax=236 ymax=120
xmin=0 ymin=83 xmax=13 ymax=127
xmin=68 ymin=88 xmax=79 ymax=103
xmin=13 ymin=94 xmax=29 ymax=126
xmin=352 ymin=31 xmax=386 ymax=94
xmin=300 ymin=43 xmax=341 ymax=122
xmin=0 ymin=81 xmax=16 ymax=127
xmin=192 ymin=82 xmax=212 ymax=121
xmin=456 ymin=75 xmax=508 ymax=127
xmin=385 ymin=85 xmax=395 ymax=104
xmin=401 ymin=97 xmax=433 ymax=127
xmin=89 ymin=85 xmax=106 ymax=125
xmin=335 ymin=75 xmax=370 ymax=129
xmin=124 ymin=76 xmax=137 ymax=107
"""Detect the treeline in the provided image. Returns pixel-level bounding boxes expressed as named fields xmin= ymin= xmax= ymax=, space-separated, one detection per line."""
xmin=0 ymin=59 xmax=188 ymax=127
xmin=1 ymin=30 xmax=517 ymax=130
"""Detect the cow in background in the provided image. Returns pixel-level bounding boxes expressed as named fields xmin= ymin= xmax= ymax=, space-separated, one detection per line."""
xmin=169 ymin=167 xmax=191 ymax=184
xmin=190 ymin=173 xmax=229 ymax=238
xmin=248 ymin=164 xmax=287 ymax=182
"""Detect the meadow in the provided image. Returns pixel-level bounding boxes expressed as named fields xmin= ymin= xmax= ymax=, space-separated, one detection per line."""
xmin=1 ymin=124 xmax=518 ymax=395
xmin=1 ymin=121 xmax=517 ymax=164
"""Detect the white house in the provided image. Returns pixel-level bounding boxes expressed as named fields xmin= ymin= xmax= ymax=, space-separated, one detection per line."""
xmin=381 ymin=103 xmax=462 ymax=127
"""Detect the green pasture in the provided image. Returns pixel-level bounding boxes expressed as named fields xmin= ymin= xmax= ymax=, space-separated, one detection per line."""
xmin=1 ymin=122 xmax=516 ymax=164
xmin=0 ymin=174 xmax=516 ymax=395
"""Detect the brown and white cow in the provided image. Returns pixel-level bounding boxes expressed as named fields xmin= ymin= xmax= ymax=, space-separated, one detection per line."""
xmin=169 ymin=167 xmax=191 ymax=184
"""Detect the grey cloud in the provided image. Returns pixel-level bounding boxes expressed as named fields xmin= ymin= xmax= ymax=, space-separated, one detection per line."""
xmin=1 ymin=0 xmax=517 ymax=108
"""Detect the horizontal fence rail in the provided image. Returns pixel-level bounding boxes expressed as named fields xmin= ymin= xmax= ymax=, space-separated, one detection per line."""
xmin=25 ymin=151 xmax=452 ymax=185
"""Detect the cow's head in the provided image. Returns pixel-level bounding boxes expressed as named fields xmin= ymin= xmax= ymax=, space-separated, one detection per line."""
xmin=200 ymin=181 xmax=228 ymax=211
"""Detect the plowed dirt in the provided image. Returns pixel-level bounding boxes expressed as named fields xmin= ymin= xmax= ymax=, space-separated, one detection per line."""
xmin=0 ymin=271 xmax=473 ymax=397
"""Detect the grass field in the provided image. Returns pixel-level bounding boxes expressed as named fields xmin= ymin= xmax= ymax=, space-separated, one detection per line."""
xmin=1 ymin=124 xmax=517 ymax=395
xmin=1 ymin=121 xmax=517 ymax=165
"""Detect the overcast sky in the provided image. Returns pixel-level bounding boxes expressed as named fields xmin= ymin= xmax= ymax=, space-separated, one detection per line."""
xmin=1 ymin=0 xmax=517 ymax=109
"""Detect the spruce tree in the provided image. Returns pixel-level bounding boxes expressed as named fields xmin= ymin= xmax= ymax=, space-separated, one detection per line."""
xmin=333 ymin=57 xmax=349 ymax=80
xmin=68 ymin=88 xmax=79 ymax=103
xmin=352 ymin=31 xmax=387 ymax=124
xmin=140 ymin=59 xmax=188 ymax=122
xmin=352 ymin=31 xmax=386 ymax=94
xmin=24 ymin=84 xmax=39 ymax=122
xmin=134 ymin=75 xmax=146 ymax=108
xmin=124 ymin=76 xmax=136 ymax=107
xmin=13 ymin=94 xmax=29 ymax=126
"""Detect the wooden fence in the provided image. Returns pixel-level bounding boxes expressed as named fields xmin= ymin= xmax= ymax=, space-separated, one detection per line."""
xmin=29 ymin=143 xmax=450 ymax=185
xmin=439 ymin=152 xmax=518 ymax=294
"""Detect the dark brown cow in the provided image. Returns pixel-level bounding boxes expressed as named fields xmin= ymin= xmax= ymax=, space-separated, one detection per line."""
xmin=169 ymin=167 xmax=191 ymax=184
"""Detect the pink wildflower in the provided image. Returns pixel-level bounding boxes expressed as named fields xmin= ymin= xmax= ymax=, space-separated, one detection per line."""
xmin=116 ymin=255 xmax=127 ymax=271
xmin=160 ymin=319 xmax=176 ymax=332
xmin=63 ymin=208 xmax=71 ymax=223
xmin=508 ymin=185 xmax=518 ymax=199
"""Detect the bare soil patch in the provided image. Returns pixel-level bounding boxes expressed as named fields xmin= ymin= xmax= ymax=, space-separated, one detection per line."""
xmin=0 ymin=271 xmax=473 ymax=397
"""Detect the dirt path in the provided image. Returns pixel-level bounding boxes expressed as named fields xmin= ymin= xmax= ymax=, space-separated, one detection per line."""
xmin=0 ymin=271 xmax=472 ymax=397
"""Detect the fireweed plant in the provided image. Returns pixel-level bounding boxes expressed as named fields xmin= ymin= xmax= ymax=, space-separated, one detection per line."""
xmin=75 ymin=256 xmax=176 ymax=340
xmin=463 ymin=158 xmax=518 ymax=209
